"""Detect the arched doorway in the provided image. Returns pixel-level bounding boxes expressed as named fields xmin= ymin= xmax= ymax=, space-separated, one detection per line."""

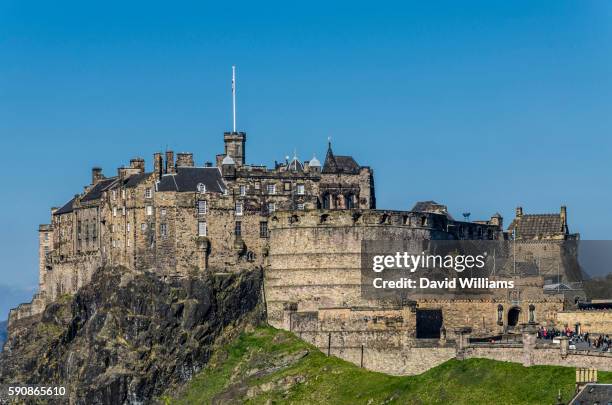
xmin=507 ymin=307 xmax=521 ymax=328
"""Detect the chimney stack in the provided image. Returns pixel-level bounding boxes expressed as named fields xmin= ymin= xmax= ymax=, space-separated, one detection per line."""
xmin=91 ymin=167 xmax=104 ymax=184
xmin=165 ymin=151 xmax=175 ymax=174
xmin=515 ymin=206 xmax=523 ymax=218
xmin=176 ymin=152 xmax=194 ymax=168
xmin=130 ymin=157 xmax=145 ymax=173
xmin=153 ymin=152 xmax=163 ymax=179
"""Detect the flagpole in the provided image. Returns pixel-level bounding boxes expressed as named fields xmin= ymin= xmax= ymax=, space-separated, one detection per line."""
xmin=232 ymin=66 xmax=237 ymax=133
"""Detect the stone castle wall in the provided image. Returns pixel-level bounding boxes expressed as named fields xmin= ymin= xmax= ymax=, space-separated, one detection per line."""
xmin=266 ymin=209 xmax=452 ymax=328
xmin=555 ymin=310 xmax=612 ymax=335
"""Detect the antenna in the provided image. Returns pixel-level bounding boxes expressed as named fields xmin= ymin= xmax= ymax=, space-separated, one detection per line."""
xmin=232 ymin=65 xmax=237 ymax=132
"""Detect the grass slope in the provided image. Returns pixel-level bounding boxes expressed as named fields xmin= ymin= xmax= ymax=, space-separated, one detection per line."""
xmin=166 ymin=326 xmax=612 ymax=405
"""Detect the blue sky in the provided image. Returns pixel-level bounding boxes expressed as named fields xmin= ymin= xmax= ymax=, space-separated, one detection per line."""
xmin=1 ymin=1 xmax=612 ymax=304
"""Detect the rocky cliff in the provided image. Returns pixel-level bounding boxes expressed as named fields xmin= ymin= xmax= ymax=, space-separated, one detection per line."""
xmin=0 ymin=266 xmax=264 ymax=404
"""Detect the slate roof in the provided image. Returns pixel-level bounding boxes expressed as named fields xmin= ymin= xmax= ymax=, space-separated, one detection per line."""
xmin=157 ymin=167 xmax=226 ymax=193
xmin=322 ymin=144 xmax=360 ymax=174
xmin=81 ymin=178 xmax=117 ymax=202
xmin=123 ymin=172 xmax=150 ymax=188
xmin=53 ymin=196 xmax=76 ymax=215
xmin=508 ymin=214 xmax=564 ymax=238
xmin=569 ymin=383 xmax=612 ymax=404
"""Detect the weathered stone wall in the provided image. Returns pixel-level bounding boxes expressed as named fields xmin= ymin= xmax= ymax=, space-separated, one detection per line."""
xmin=266 ymin=209 xmax=457 ymax=327
xmin=555 ymin=310 xmax=612 ymax=334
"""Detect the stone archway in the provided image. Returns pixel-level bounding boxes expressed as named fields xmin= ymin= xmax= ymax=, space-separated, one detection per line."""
xmin=507 ymin=307 xmax=521 ymax=328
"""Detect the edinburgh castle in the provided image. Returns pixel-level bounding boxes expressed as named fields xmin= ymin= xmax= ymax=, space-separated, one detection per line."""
xmin=11 ymin=127 xmax=612 ymax=375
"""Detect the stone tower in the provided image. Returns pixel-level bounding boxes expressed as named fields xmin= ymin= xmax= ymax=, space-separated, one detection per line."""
xmin=224 ymin=131 xmax=246 ymax=166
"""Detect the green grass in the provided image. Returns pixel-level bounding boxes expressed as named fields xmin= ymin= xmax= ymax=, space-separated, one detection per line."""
xmin=165 ymin=326 xmax=612 ymax=405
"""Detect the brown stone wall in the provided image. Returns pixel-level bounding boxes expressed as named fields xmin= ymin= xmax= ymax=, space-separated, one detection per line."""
xmin=555 ymin=311 xmax=612 ymax=334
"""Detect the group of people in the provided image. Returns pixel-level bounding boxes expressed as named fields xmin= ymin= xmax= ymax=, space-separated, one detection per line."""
xmin=537 ymin=326 xmax=573 ymax=340
xmin=589 ymin=334 xmax=611 ymax=351
xmin=536 ymin=327 xmax=611 ymax=352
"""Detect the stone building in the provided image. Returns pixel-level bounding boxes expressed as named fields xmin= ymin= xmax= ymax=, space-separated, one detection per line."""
xmin=33 ymin=131 xmax=375 ymax=306
xmin=7 ymin=121 xmax=609 ymax=376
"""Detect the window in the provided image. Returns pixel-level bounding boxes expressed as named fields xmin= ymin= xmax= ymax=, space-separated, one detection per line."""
xmin=260 ymin=222 xmax=268 ymax=238
xmin=284 ymin=182 xmax=291 ymax=191
xmin=267 ymin=184 xmax=276 ymax=195
xmin=239 ymin=185 xmax=246 ymax=196
xmin=127 ymin=222 xmax=131 ymax=232
xmin=235 ymin=202 xmax=243 ymax=216
xmin=197 ymin=183 xmax=206 ymax=193
xmin=44 ymin=233 xmax=49 ymax=242
xmin=145 ymin=188 xmax=153 ymax=199
xmin=297 ymin=203 xmax=305 ymax=210
xmin=322 ymin=193 xmax=330 ymax=209
xmin=234 ymin=221 xmax=242 ymax=236
xmin=198 ymin=200 xmax=207 ymax=215
xmin=121 ymin=189 xmax=126 ymax=199
xmin=161 ymin=208 xmax=166 ymax=216
xmin=122 ymin=206 xmax=126 ymax=216
xmin=198 ymin=221 xmax=207 ymax=237
xmin=345 ymin=195 xmax=354 ymax=209
xmin=112 ymin=190 xmax=117 ymax=200
xmin=127 ymin=238 xmax=130 ymax=247
xmin=267 ymin=202 xmax=275 ymax=213
xmin=297 ymin=184 xmax=305 ymax=195
xmin=160 ymin=223 xmax=168 ymax=237
xmin=254 ymin=182 xmax=260 ymax=190
xmin=146 ymin=205 xmax=153 ymax=216
xmin=141 ymin=223 xmax=147 ymax=232
xmin=113 ymin=207 xmax=117 ymax=217
xmin=111 ymin=224 xmax=115 ymax=233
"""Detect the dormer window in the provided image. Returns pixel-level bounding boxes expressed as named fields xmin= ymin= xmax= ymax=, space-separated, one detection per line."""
xmin=197 ymin=183 xmax=206 ymax=193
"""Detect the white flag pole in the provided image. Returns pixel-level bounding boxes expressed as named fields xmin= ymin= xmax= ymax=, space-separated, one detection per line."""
xmin=232 ymin=65 xmax=237 ymax=132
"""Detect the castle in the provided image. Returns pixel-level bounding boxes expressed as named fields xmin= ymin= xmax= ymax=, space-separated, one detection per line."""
xmin=12 ymin=123 xmax=612 ymax=376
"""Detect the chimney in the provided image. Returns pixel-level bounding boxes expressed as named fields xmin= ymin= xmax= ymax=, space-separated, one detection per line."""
xmin=515 ymin=206 xmax=523 ymax=218
xmin=204 ymin=161 xmax=212 ymax=168
xmin=117 ymin=167 xmax=129 ymax=179
xmin=560 ymin=206 xmax=567 ymax=232
xmin=176 ymin=152 xmax=194 ymax=168
xmin=153 ymin=152 xmax=163 ymax=179
xmin=130 ymin=157 xmax=145 ymax=173
xmin=165 ymin=151 xmax=175 ymax=174
xmin=91 ymin=167 xmax=104 ymax=184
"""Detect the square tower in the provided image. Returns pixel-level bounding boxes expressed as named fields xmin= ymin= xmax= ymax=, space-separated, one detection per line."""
xmin=224 ymin=131 xmax=246 ymax=166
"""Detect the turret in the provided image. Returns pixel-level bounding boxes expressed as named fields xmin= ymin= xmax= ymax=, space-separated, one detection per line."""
xmin=223 ymin=131 xmax=246 ymax=166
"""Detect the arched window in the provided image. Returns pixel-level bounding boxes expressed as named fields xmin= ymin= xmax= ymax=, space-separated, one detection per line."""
xmin=529 ymin=304 xmax=535 ymax=323
xmin=345 ymin=194 xmax=354 ymax=209
xmin=322 ymin=193 xmax=330 ymax=209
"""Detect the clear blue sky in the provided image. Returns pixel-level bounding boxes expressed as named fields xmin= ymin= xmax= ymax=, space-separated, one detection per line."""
xmin=1 ymin=1 xmax=612 ymax=303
